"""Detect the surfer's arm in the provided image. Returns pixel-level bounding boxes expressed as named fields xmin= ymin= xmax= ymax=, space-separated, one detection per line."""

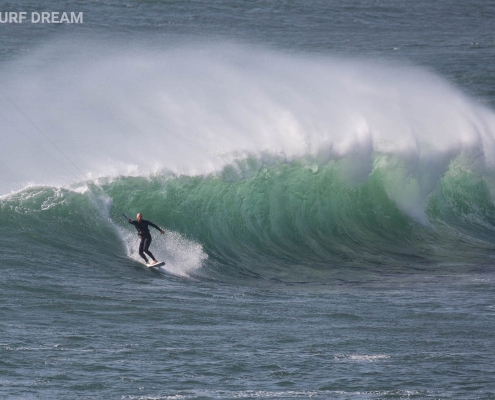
xmin=149 ymin=221 xmax=165 ymax=234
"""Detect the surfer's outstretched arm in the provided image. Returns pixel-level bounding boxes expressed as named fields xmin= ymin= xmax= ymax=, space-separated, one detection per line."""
xmin=148 ymin=221 xmax=165 ymax=234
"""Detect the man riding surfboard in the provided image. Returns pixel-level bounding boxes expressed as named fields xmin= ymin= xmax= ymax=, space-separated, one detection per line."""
xmin=127 ymin=213 xmax=164 ymax=265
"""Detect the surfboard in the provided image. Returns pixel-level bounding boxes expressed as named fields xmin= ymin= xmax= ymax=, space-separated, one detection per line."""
xmin=145 ymin=261 xmax=165 ymax=268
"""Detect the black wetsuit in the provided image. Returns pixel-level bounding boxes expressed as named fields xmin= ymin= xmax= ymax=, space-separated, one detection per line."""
xmin=129 ymin=219 xmax=162 ymax=263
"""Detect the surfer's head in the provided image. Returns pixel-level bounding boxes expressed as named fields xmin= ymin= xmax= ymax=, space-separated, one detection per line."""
xmin=136 ymin=213 xmax=143 ymax=222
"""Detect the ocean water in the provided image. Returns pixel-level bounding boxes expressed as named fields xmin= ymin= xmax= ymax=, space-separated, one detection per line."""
xmin=1 ymin=1 xmax=495 ymax=398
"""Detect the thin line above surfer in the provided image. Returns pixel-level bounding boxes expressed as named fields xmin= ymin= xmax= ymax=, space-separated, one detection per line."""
xmin=127 ymin=212 xmax=165 ymax=266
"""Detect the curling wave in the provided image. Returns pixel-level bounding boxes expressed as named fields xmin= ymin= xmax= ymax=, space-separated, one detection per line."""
xmin=2 ymin=151 xmax=495 ymax=282
xmin=1 ymin=40 xmax=495 ymax=281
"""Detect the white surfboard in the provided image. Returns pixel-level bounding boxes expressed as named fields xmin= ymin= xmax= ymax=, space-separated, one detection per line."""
xmin=145 ymin=261 xmax=165 ymax=268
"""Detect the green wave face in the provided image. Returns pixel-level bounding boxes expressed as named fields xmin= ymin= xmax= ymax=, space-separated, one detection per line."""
xmin=101 ymin=154 xmax=495 ymax=281
xmin=2 ymin=153 xmax=495 ymax=283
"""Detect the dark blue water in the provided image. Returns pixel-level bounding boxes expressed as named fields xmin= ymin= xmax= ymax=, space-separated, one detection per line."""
xmin=1 ymin=1 xmax=495 ymax=398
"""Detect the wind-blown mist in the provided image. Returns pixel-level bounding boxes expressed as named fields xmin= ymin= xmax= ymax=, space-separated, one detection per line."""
xmin=1 ymin=39 xmax=495 ymax=222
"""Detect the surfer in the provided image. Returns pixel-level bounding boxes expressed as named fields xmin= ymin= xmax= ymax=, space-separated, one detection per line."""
xmin=127 ymin=213 xmax=165 ymax=265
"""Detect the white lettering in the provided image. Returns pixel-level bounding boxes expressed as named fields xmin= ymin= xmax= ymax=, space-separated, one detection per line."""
xmin=1 ymin=11 xmax=83 ymax=24
xmin=60 ymin=12 xmax=69 ymax=23
xmin=71 ymin=12 xmax=83 ymax=24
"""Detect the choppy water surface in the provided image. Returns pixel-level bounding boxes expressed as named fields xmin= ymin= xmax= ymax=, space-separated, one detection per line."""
xmin=1 ymin=1 xmax=495 ymax=398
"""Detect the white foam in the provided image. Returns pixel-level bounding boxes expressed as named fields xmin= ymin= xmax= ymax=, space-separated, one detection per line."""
xmin=1 ymin=38 xmax=494 ymax=223
xmin=118 ymin=226 xmax=207 ymax=278
xmin=122 ymin=388 xmax=431 ymax=399
xmin=335 ymin=353 xmax=390 ymax=362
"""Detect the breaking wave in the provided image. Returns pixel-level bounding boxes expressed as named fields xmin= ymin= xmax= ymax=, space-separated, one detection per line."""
xmin=1 ymin=39 xmax=495 ymax=282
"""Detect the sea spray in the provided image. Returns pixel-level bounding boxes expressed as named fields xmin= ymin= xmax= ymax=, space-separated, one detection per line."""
xmin=1 ymin=39 xmax=494 ymax=201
